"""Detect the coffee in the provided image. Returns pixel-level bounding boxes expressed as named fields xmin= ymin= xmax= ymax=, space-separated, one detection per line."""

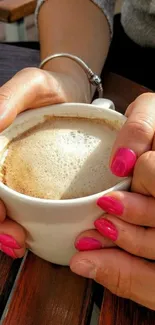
xmin=0 ymin=116 xmax=122 ymax=200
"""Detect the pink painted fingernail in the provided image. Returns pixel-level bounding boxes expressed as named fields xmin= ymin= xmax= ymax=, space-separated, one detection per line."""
xmin=75 ymin=237 xmax=102 ymax=251
xmin=111 ymin=148 xmax=137 ymax=177
xmin=1 ymin=245 xmax=17 ymax=259
xmin=97 ymin=196 xmax=124 ymax=215
xmin=95 ymin=219 xmax=118 ymax=241
xmin=0 ymin=234 xmax=21 ymax=249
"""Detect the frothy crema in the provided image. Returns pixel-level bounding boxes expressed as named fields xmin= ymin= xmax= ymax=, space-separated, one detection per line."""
xmin=0 ymin=116 xmax=122 ymax=199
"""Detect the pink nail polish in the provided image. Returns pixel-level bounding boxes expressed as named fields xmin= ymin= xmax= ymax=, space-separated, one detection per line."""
xmin=75 ymin=237 xmax=102 ymax=251
xmin=95 ymin=219 xmax=118 ymax=241
xmin=97 ymin=196 xmax=124 ymax=215
xmin=1 ymin=245 xmax=17 ymax=259
xmin=111 ymin=148 xmax=137 ymax=177
xmin=0 ymin=234 xmax=21 ymax=249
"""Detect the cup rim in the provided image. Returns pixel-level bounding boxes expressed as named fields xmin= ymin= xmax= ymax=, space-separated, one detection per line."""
xmin=0 ymin=177 xmax=131 ymax=205
xmin=1 ymin=102 xmax=126 ymax=136
xmin=0 ymin=102 xmax=129 ymax=205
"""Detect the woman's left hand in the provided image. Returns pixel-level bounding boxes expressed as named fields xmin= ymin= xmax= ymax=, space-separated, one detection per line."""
xmin=70 ymin=93 xmax=155 ymax=310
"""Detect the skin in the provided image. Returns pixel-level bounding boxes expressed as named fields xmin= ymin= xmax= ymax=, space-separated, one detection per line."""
xmin=0 ymin=0 xmax=155 ymax=310
xmin=71 ymin=94 xmax=155 ymax=310
xmin=0 ymin=0 xmax=110 ymax=257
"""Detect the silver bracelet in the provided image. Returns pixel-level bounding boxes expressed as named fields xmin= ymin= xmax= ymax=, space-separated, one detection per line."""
xmin=39 ymin=53 xmax=103 ymax=98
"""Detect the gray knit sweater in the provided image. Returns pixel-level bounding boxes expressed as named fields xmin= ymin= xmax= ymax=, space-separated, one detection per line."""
xmin=36 ymin=0 xmax=155 ymax=48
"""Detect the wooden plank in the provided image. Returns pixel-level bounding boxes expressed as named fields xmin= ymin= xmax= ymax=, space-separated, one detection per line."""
xmin=1 ymin=252 xmax=94 ymax=325
xmin=0 ymin=0 xmax=36 ymax=23
xmin=99 ymin=290 xmax=155 ymax=325
xmin=103 ymin=72 xmax=151 ymax=115
xmin=0 ymin=252 xmax=22 ymax=318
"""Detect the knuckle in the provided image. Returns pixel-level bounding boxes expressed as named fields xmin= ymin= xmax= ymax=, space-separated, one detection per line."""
xmin=95 ymin=251 xmax=133 ymax=300
xmin=135 ymin=151 xmax=155 ymax=173
xmin=96 ymin=265 xmax=130 ymax=298
xmin=0 ymin=68 xmax=46 ymax=102
xmin=17 ymin=67 xmax=47 ymax=85
xmin=143 ymin=151 xmax=155 ymax=165
xmin=96 ymin=265 xmax=111 ymax=286
xmin=95 ymin=265 xmax=122 ymax=296
xmin=18 ymin=67 xmax=40 ymax=76
xmin=136 ymin=92 xmax=155 ymax=102
xmin=0 ymin=82 xmax=16 ymax=102
xmin=131 ymin=227 xmax=152 ymax=258
xmin=114 ymin=258 xmax=134 ymax=299
xmin=113 ymin=268 xmax=131 ymax=298
xmin=18 ymin=67 xmax=49 ymax=92
xmin=132 ymin=151 xmax=155 ymax=195
xmin=0 ymin=86 xmax=12 ymax=101
xmin=133 ymin=240 xmax=144 ymax=258
xmin=127 ymin=118 xmax=153 ymax=141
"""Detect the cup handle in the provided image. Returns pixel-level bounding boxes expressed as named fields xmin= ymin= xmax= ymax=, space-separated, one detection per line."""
xmin=91 ymin=98 xmax=115 ymax=111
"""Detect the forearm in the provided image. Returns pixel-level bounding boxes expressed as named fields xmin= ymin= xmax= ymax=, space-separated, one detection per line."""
xmin=38 ymin=0 xmax=111 ymax=101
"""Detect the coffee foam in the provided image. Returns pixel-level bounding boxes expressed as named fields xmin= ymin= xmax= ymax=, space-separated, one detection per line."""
xmin=1 ymin=117 xmax=122 ymax=199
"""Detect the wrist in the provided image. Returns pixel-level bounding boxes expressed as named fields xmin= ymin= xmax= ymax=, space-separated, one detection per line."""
xmin=42 ymin=57 xmax=93 ymax=103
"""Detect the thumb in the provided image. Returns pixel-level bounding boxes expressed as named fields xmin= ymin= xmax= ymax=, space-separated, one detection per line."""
xmin=109 ymin=93 xmax=155 ymax=177
xmin=0 ymin=67 xmax=65 ymax=132
xmin=70 ymin=249 xmax=155 ymax=309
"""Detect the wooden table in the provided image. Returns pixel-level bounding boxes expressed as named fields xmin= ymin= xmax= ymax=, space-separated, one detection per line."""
xmin=0 ymin=0 xmax=35 ymax=22
xmin=0 ymin=43 xmax=155 ymax=325
xmin=0 ymin=0 xmax=36 ymax=41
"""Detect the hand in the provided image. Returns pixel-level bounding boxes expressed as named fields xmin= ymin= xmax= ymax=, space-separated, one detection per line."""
xmin=0 ymin=66 xmax=90 ymax=259
xmin=70 ymin=92 xmax=155 ymax=310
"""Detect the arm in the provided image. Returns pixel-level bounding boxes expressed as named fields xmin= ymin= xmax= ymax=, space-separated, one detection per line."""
xmin=38 ymin=0 xmax=114 ymax=102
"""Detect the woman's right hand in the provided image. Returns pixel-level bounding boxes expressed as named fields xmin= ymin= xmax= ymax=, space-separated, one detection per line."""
xmin=71 ymin=93 xmax=155 ymax=309
xmin=0 ymin=66 xmax=91 ymax=259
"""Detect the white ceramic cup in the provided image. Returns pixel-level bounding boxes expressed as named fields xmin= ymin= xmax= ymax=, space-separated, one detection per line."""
xmin=0 ymin=99 xmax=130 ymax=265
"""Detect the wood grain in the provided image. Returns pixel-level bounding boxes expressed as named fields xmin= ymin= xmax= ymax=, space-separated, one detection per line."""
xmin=103 ymin=71 xmax=151 ymax=115
xmin=0 ymin=0 xmax=36 ymax=22
xmin=2 ymin=253 xmax=94 ymax=325
xmin=0 ymin=252 xmax=22 ymax=318
xmin=99 ymin=290 xmax=155 ymax=325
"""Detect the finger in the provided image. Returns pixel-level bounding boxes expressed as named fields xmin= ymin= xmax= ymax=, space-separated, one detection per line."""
xmin=75 ymin=229 xmax=115 ymax=251
xmin=95 ymin=215 xmax=155 ymax=259
xmin=109 ymin=93 xmax=155 ymax=177
xmin=97 ymin=191 xmax=155 ymax=227
xmin=124 ymin=102 xmax=133 ymax=117
xmin=0 ymin=218 xmax=26 ymax=258
xmin=132 ymin=151 xmax=155 ymax=196
xmin=0 ymin=68 xmax=65 ymax=132
xmin=0 ymin=200 xmax=6 ymax=223
xmin=70 ymin=249 xmax=155 ymax=310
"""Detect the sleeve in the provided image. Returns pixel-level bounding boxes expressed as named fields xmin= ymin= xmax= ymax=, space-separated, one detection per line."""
xmin=35 ymin=0 xmax=45 ymax=26
xmin=35 ymin=0 xmax=115 ymax=36
xmin=92 ymin=0 xmax=115 ymax=34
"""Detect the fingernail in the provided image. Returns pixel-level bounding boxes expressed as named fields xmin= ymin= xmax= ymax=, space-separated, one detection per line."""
xmin=75 ymin=237 xmax=102 ymax=251
xmin=95 ymin=219 xmax=118 ymax=241
xmin=97 ymin=196 xmax=124 ymax=215
xmin=111 ymin=148 xmax=137 ymax=177
xmin=1 ymin=245 xmax=17 ymax=259
xmin=71 ymin=260 xmax=96 ymax=278
xmin=0 ymin=234 xmax=21 ymax=249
